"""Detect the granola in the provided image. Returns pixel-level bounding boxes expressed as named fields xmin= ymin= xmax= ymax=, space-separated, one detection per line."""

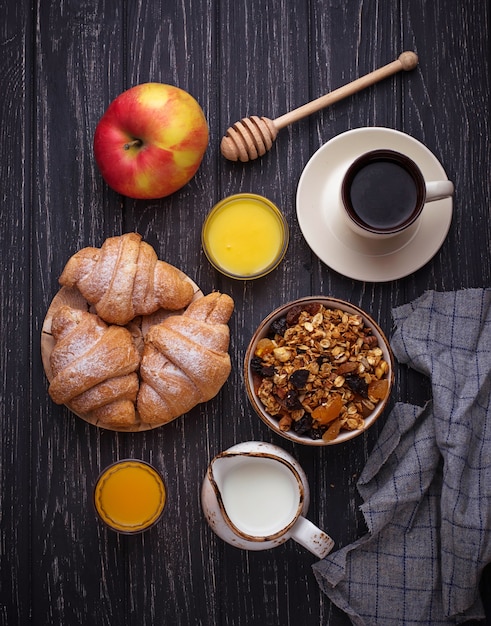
xmin=250 ymin=303 xmax=390 ymax=443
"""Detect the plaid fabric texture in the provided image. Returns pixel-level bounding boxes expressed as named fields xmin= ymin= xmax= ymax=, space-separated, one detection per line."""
xmin=313 ymin=289 xmax=491 ymax=625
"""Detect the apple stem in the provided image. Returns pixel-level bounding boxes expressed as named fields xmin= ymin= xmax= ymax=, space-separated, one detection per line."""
xmin=124 ymin=139 xmax=142 ymax=150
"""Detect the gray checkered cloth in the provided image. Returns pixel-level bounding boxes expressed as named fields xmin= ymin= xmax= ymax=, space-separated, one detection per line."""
xmin=313 ymin=289 xmax=491 ymax=625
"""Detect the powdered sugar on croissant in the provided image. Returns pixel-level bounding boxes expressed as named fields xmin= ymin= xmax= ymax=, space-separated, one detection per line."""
xmin=48 ymin=305 xmax=141 ymax=429
xmin=58 ymin=232 xmax=194 ymax=325
xmin=138 ymin=292 xmax=234 ymax=425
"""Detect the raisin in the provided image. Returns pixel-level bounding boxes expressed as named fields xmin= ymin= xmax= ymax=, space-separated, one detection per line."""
xmin=251 ymin=356 xmax=264 ymax=373
xmin=284 ymin=390 xmax=303 ymax=411
xmin=293 ymin=414 xmax=313 ymax=436
xmin=304 ymin=302 xmax=322 ymax=316
xmin=286 ymin=303 xmax=322 ymax=326
xmin=250 ymin=356 xmax=275 ymax=378
xmin=289 ymin=368 xmax=310 ymax=389
xmin=310 ymin=426 xmax=326 ymax=440
xmin=286 ymin=305 xmax=305 ymax=326
xmin=268 ymin=316 xmax=287 ymax=337
xmin=345 ymin=374 xmax=368 ymax=398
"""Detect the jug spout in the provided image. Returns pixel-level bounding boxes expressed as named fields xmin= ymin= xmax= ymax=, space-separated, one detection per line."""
xmin=208 ymin=446 xmax=277 ymax=492
xmin=208 ymin=453 xmax=237 ymax=493
xmin=209 ymin=448 xmax=289 ymax=496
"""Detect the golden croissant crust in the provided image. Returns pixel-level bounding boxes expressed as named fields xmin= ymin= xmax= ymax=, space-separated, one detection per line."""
xmin=138 ymin=292 xmax=234 ymax=425
xmin=47 ymin=292 xmax=234 ymax=430
xmin=58 ymin=232 xmax=194 ymax=325
xmin=48 ymin=306 xmax=141 ymax=428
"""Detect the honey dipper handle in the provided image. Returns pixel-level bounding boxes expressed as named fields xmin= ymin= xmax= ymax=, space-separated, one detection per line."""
xmin=273 ymin=51 xmax=418 ymax=130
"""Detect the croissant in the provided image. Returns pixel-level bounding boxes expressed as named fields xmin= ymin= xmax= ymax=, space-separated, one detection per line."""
xmin=58 ymin=232 xmax=195 ymax=325
xmin=48 ymin=305 xmax=141 ymax=429
xmin=137 ymin=292 xmax=234 ymax=425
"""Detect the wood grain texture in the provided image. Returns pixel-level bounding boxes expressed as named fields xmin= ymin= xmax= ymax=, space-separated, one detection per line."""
xmin=0 ymin=2 xmax=33 ymax=626
xmin=1 ymin=0 xmax=490 ymax=624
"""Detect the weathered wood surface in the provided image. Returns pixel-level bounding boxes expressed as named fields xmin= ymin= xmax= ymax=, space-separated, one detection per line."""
xmin=1 ymin=0 xmax=489 ymax=624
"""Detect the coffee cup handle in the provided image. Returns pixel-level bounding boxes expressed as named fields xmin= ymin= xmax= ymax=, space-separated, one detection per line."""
xmin=290 ymin=516 xmax=335 ymax=559
xmin=425 ymin=180 xmax=454 ymax=203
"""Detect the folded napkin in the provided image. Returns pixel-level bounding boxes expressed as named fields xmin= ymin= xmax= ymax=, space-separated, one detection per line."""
xmin=313 ymin=289 xmax=491 ymax=625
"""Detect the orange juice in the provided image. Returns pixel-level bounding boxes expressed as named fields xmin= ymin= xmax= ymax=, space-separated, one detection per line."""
xmin=94 ymin=460 xmax=166 ymax=533
xmin=202 ymin=194 xmax=289 ymax=279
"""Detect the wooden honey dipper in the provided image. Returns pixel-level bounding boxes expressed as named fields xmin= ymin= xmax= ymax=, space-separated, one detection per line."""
xmin=220 ymin=51 xmax=418 ymax=162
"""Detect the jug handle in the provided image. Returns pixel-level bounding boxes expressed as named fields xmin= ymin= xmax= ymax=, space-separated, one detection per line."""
xmin=290 ymin=516 xmax=335 ymax=559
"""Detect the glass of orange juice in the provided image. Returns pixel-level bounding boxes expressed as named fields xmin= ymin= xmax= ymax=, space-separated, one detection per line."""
xmin=93 ymin=459 xmax=166 ymax=534
xmin=202 ymin=193 xmax=289 ymax=279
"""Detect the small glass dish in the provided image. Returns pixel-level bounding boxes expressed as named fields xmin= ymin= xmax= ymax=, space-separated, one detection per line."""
xmin=93 ymin=459 xmax=166 ymax=534
xmin=202 ymin=193 xmax=289 ymax=280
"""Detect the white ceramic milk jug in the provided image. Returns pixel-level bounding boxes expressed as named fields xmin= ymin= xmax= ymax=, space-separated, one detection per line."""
xmin=201 ymin=441 xmax=334 ymax=558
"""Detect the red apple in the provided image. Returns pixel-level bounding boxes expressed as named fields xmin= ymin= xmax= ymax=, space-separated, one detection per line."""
xmin=93 ymin=83 xmax=209 ymax=199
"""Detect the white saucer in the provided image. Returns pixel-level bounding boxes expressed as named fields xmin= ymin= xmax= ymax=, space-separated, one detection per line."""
xmin=296 ymin=127 xmax=453 ymax=282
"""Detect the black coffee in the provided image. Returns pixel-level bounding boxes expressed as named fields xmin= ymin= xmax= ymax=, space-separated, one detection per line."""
xmin=348 ymin=160 xmax=418 ymax=231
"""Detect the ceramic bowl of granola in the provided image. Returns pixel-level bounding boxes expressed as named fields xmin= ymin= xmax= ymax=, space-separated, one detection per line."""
xmin=244 ymin=297 xmax=394 ymax=445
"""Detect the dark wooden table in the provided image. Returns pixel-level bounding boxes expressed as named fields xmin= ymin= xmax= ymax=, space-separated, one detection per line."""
xmin=2 ymin=1 xmax=490 ymax=625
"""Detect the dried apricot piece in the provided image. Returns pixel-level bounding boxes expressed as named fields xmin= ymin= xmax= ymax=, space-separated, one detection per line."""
xmin=312 ymin=395 xmax=343 ymax=425
xmin=255 ymin=338 xmax=275 ymax=357
xmin=368 ymin=378 xmax=389 ymax=400
xmin=322 ymin=418 xmax=343 ymax=442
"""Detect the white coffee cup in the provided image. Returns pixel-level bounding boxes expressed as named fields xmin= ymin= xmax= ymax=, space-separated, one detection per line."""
xmin=341 ymin=149 xmax=454 ymax=239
